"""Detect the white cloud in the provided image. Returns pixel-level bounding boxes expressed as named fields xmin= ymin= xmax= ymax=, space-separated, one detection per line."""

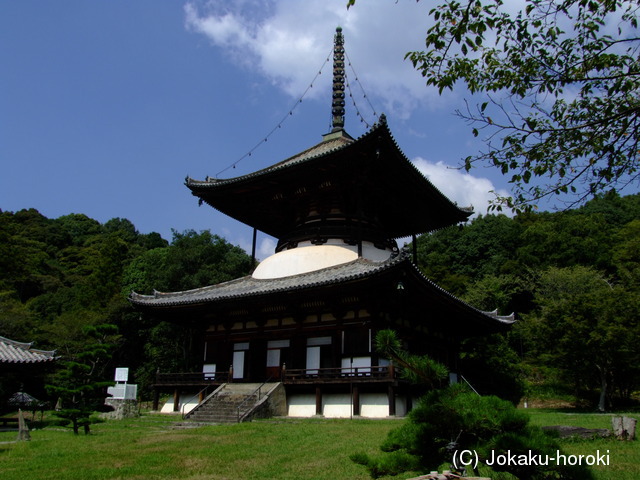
xmin=258 ymin=237 xmax=277 ymax=259
xmin=412 ymin=157 xmax=512 ymax=218
xmin=184 ymin=0 xmax=449 ymax=118
xmin=235 ymin=231 xmax=277 ymax=261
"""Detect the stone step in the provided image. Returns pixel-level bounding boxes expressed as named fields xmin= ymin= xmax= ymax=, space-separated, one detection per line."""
xmin=184 ymin=383 xmax=274 ymax=424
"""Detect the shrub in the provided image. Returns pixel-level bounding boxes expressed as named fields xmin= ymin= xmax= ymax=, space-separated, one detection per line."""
xmin=352 ymin=384 xmax=593 ymax=479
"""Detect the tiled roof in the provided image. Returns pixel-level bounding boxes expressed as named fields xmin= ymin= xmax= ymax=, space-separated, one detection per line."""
xmin=129 ymin=254 xmax=515 ymax=327
xmin=270 ymin=130 xmax=355 ymax=168
xmin=130 ymin=255 xmax=396 ymax=307
xmin=186 ymin=129 xmax=355 ymax=188
xmin=185 ymin=118 xmax=473 ymax=239
xmin=0 ymin=336 xmax=56 ymax=365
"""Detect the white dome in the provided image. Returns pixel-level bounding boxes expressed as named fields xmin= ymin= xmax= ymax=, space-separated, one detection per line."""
xmin=252 ymin=241 xmax=393 ymax=280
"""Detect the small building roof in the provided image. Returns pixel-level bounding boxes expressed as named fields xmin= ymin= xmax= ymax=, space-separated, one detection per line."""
xmin=0 ymin=336 xmax=56 ymax=365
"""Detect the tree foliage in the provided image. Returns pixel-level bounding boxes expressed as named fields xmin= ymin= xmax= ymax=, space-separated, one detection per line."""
xmin=375 ymin=329 xmax=449 ymax=388
xmin=423 ymin=0 xmax=640 ymax=210
xmin=415 ymin=192 xmax=640 ymax=408
xmin=0 ymin=208 xmax=253 ymax=403
xmin=521 ymin=266 xmax=640 ymax=411
xmin=47 ymin=324 xmax=119 ymax=434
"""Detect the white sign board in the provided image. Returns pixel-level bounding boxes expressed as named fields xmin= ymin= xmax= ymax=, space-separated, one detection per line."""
xmin=115 ymin=368 xmax=129 ymax=382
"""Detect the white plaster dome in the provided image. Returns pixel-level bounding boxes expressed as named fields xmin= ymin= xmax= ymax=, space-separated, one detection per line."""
xmin=252 ymin=240 xmax=394 ymax=280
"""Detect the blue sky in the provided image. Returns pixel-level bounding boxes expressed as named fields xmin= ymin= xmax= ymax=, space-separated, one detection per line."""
xmin=1 ymin=0 xmax=516 ymax=258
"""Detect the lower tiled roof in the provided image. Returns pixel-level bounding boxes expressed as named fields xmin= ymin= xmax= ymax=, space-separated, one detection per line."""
xmin=0 ymin=336 xmax=56 ymax=364
xmin=130 ymin=255 xmax=394 ymax=307
xmin=129 ymin=254 xmax=515 ymax=327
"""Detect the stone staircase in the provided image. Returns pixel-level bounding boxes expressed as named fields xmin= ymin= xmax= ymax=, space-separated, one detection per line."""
xmin=184 ymin=383 xmax=281 ymax=424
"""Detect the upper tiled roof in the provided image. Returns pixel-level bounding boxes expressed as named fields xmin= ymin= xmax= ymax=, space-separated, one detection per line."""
xmin=0 ymin=336 xmax=56 ymax=365
xmin=186 ymin=128 xmax=356 ymax=189
xmin=258 ymin=130 xmax=355 ymax=172
xmin=185 ymin=118 xmax=473 ymax=239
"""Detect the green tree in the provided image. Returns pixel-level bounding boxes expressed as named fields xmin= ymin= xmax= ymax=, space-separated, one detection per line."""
xmin=523 ymin=266 xmax=640 ymax=410
xmin=416 ymin=214 xmax=523 ymax=296
xmin=47 ymin=324 xmax=119 ymax=435
xmin=351 ymin=0 xmax=640 ymax=210
xmin=516 ymin=211 xmax=612 ymax=271
xmin=375 ymin=329 xmax=448 ymax=388
xmin=613 ymin=219 xmax=640 ymax=288
xmin=123 ymin=229 xmax=253 ymax=295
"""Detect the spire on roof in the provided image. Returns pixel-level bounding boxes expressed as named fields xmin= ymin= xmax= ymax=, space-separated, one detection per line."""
xmin=331 ymin=27 xmax=346 ymax=132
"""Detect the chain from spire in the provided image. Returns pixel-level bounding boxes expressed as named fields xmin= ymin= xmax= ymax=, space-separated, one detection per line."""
xmin=214 ymin=51 xmax=332 ymax=178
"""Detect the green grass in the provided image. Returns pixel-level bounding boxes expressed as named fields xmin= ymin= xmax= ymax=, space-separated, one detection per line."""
xmin=0 ymin=409 xmax=637 ymax=480
xmin=0 ymin=414 xmax=402 ymax=480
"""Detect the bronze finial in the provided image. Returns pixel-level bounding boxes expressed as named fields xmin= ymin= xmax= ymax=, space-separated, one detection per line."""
xmin=331 ymin=26 xmax=345 ymax=132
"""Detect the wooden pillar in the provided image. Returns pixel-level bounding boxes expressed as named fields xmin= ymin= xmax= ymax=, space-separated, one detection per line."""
xmin=412 ymin=234 xmax=417 ymax=264
xmin=173 ymin=388 xmax=180 ymax=412
xmin=152 ymin=388 xmax=160 ymax=411
xmin=315 ymin=387 xmax=323 ymax=416
xmin=251 ymin=228 xmax=257 ymax=269
xmin=352 ymin=385 xmax=360 ymax=416
xmin=388 ymin=384 xmax=396 ymax=416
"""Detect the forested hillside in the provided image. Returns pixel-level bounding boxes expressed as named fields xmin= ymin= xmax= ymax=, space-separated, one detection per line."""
xmin=416 ymin=191 xmax=640 ymax=410
xmin=0 ymin=208 xmax=253 ymax=401
xmin=1 ymin=192 xmax=638 ymax=410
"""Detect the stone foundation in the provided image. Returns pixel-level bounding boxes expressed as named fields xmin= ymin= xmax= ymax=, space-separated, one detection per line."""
xmin=103 ymin=398 xmax=139 ymax=420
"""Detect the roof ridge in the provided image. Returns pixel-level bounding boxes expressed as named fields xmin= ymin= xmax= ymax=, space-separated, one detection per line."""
xmin=0 ymin=335 xmax=31 ymax=349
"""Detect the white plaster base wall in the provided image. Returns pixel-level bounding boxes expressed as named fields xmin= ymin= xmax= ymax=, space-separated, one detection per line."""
xmin=287 ymin=394 xmax=317 ymax=417
xmin=360 ymin=393 xmax=389 ymax=418
xmin=161 ymin=391 xmax=409 ymax=418
xmin=322 ymin=393 xmax=353 ymax=418
xmin=287 ymin=393 xmax=407 ymax=418
xmin=160 ymin=394 xmax=199 ymax=415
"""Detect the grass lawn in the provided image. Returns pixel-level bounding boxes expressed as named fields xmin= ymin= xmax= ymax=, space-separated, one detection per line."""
xmin=0 ymin=409 xmax=637 ymax=480
xmin=0 ymin=414 xmax=405 ymax=480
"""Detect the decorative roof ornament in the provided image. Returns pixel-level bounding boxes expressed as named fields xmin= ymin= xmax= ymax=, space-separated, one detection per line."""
xmin=331 ymin=26 xmax=346 ymax=132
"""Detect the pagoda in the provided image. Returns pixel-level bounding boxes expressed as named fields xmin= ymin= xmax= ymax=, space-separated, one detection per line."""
xmin=130 ymin=28 xmax=513 ymax=418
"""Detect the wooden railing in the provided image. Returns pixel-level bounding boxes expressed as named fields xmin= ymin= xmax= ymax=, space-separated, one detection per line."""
xmin=155 ymin=365 xmax=398 ymax=386
xmin=282 ymin=365 xmax=396 ymax=383
xmin=236 ymin=377 xmax=273 ymax=423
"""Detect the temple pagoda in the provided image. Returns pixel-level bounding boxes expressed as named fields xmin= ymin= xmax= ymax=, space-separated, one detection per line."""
xmin=130 ymin=28 xmax=513 ymax=418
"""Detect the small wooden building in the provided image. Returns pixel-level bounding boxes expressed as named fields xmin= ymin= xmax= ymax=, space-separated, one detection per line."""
xmin=0 ymin=335 xmax=56 ymax=411
xmin=130 ymin=28 xmax=513 ymax=418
